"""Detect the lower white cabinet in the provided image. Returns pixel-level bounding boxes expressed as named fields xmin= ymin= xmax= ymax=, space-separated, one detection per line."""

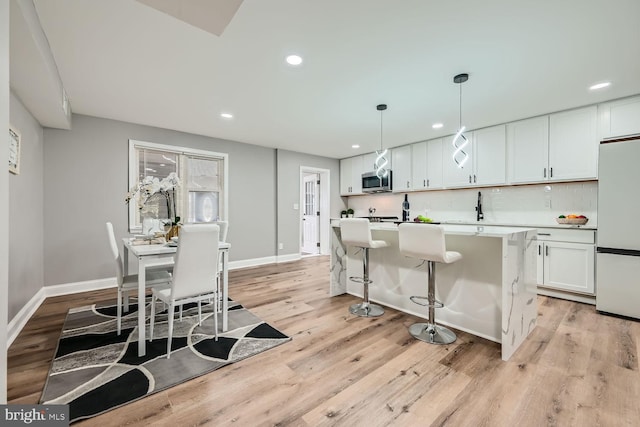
xmin=536 ymin=228 xmax=595 ymax=295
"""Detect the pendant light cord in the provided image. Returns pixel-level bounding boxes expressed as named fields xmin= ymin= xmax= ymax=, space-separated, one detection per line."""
xmin=459 ymin=82 xmax=463 ymax=129
xmin=380 ymin=109 xmax=383 ymax=150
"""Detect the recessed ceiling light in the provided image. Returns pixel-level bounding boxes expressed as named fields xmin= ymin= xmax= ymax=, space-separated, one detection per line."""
xmin=352 ymin=144 xmax=360 ymax=149
xmin=286 ymin=54 xmax=303 ymax=66
xmin=432 ymin=123 xmax=444 ymax=129
xmin=589 ymin=81 xmax=611 ymax=91
xmin=220 ymin=112 xmax=233 ymax=119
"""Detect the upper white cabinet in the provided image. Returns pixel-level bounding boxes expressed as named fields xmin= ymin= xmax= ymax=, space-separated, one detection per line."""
xmin=391 ymin=145 xmax=412 ymax=192
xmin=548 ymin=105 xmax=598 ymax=181
xmin=443 ymin=125 xmax=506 ymax=187
xmin=507 ymin=116 xmax=549 ymax=184
xmin=598 ymin=95 xmax=640 ymax=139
xmin=412 ymin=138 xmax=443 ymax=191
xmin=340 ymin=155 xmax=364 ymax=195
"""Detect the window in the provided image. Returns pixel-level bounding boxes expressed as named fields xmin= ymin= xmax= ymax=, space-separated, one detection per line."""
xmin=128 ymin=140 xmax=228 ymax=232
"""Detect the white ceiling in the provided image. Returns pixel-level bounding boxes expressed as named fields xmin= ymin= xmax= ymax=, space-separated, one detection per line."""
xmin=10 ymin=0 xmax=640 ymax=159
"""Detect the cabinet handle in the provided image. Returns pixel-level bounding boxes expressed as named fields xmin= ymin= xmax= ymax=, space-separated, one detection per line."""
xmin=543 ymin=168 xmax=547 ymax=178
xmin=423 ymin=179 xmax=426 ymax=187
xmin=550 ymin=167 xmax=553 ymax=178
xmin=545 ymin=246 xmax=549 ymax=256
xmin=469 ymin=175 xmax=472 ymax=183
xmin=538 ymin=233 xmax=551 ymax=236
xmin=407 ymin=181 xmax=410 ymax=188
xmin=538 ymin=245 xmax=541 ymax=256
xmin=426 ymin=179 xmax=430 ymax=187
xmin=473 ymin=174 xmax=477 ymax=183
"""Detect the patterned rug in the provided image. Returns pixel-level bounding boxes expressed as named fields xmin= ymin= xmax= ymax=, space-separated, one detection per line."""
xmin=40 ymin=298 xmax=290 ymax=423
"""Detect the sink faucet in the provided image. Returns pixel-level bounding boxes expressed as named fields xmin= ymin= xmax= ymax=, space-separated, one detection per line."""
xmin=476 ymin=191 xmax=484 ymax=221
xmin=368 ymin=207 xmax=376 ymax=218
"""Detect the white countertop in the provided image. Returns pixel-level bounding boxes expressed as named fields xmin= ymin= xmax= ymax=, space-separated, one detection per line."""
xmin=331 ymin=220 xmax=533 ymax=237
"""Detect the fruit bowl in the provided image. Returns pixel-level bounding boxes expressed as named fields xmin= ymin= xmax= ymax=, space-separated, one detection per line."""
xmin=556 ymin=217 xmax=588 ymax=225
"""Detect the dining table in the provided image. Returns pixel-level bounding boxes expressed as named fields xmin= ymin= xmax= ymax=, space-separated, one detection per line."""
xmin=122 ymin=237 xmax=231 ymax=357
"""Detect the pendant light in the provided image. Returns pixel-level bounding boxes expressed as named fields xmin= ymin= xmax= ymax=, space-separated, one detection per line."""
xmin=375 ymin=104 xmax=389 ymax=179
xmin=452 ymin=73 xmax=470 ymax=169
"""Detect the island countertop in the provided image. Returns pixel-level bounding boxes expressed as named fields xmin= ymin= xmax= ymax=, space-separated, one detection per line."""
xmin=330 ymin=220 xmax=538 ymax=361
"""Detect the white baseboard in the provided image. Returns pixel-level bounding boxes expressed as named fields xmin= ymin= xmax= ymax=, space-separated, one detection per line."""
xmin=7 ymin=288 xmax=46 ymax=347
xmin=537 ymin=287 xmax=596 ymax=305
xmin=8 ymin=254 xmax=300 ymax=346
xmin=276 ymin=253 xmax=302 ymax=264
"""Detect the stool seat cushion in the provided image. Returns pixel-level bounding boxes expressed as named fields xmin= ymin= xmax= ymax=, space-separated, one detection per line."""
xmin=398 ymin=223 xmax=462 ymax=264
xmin=340 ymin=218 xmax=389 ymax=249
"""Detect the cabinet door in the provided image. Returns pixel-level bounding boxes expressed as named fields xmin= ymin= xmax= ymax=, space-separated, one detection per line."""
xmin=443 ymin=132 xmax=474 ymax=187
xmin=543 ymin=241 xmax=595 ymax=294
xmin=507 ymin=116 xmax=549 ymax=183
xmin=474 ymin=125 xmax=506 ymax=186
xmin=549 ymin=106 xmax=598 ymax=180
xmin=362 ymin=152 xmax=377 ymax=173
xmin=350 ymin=155 xmax=363 ymax=194
xmin=391 ymin=145 xmax=412 ymax=192
xmin=599 ymin=95 xmax=640 ymax=139
xmin=411 ymin=141 xmax=428 ymax=190
xmin=426 ymin=138 xmax=443 ymax=189
xmin=340 ymin=157 xmax=352 ymax=195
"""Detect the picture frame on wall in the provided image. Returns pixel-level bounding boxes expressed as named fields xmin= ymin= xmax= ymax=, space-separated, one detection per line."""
xmin=9 ymin=125 xmax=21 ymax=175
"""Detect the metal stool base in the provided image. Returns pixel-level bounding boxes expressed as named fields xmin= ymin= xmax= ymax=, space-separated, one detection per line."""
xmin=349 ymin=302 xmax=384 ymax=317
xmin=409 ymin=322 xmax=456 ymax=345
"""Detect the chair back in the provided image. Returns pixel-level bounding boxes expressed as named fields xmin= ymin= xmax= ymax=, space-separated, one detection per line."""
xmin=214 ymin=220 xmax=228 ymax=242
xmin=340 ymin=218 xmax=373 ymax=248
xmin=105 ymin=222 xmax=124 ymax=285
xmin=171 ymin=224 xmax=220 ymax=300
xmin=398 ymin=223 xmax=448 ymax=263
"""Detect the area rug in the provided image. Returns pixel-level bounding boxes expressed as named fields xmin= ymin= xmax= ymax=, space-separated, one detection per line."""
xmin=40 ymin=298 xmax=290 ymax=423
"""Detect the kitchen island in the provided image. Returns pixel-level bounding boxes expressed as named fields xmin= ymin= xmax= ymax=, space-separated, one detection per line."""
xmin=330 ymin=221 xmax=538 ymax=361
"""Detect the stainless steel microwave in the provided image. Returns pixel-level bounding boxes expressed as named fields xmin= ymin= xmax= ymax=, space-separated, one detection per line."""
xmin=362 ymin=170 xmax=392 ymax=193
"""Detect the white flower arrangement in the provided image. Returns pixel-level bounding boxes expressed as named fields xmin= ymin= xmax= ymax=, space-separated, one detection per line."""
xmin=125 ymin=172 xmax=181 ymax=225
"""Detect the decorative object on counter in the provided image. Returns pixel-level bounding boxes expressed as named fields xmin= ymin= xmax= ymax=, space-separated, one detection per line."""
xmin=413 ymin=215 xmax=433 ymax=223
xmin=340 ymin=218 xmax=389 ymax=317
xmin=340 ymin=210 xmax=348 ymax=218
xmin=347 ymin=208 xmax=354 ymax=218
xmin=402 ymin=194 xmax=410 ymax=222
xmin=125 ymin=172 xmax=182 ymax=230
xmin=556 ymin=214 xmax=588 ymax=225
xmin=476 ymin=191 xmax=484 ymax=221
xmin=451 ymin=73 xmax=470 ymax=169
xmin=398 ymin=223 xmax=462 ymax=345
xmin=374 ymin=104 xmax=389 ymax=179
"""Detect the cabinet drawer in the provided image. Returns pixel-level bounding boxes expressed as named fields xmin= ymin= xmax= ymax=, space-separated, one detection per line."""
xmin=535 ymin=228 xmax=595 ymax=244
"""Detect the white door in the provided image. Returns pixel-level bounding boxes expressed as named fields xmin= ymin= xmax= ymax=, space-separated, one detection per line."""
xmin=302 ymin=174 xmax=320 ymax=254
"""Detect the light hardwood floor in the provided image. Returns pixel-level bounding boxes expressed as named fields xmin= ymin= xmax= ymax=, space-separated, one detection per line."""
xmin=8 ymin=256 xmax=640 ymax=426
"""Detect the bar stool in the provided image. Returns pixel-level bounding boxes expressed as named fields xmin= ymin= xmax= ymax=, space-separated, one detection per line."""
xmin=340 ymin=218 xmax=389 ymax=317
xmin=398 ymin=223 xmax=462 ymax=344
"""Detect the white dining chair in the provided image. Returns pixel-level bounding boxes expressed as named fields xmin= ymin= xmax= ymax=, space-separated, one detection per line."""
xmin=105 ymin=222 xmax=173 ymax=335
xmin=149 ymin=223 xmax=220 ymax=359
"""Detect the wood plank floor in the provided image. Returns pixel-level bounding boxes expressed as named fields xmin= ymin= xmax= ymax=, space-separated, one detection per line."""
xmin=8 ymin=256 xmax=640 ymax=426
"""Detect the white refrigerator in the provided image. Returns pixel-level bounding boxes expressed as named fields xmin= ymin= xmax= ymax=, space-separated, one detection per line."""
xmin=596 ymin=137 xmax=640 ymax=319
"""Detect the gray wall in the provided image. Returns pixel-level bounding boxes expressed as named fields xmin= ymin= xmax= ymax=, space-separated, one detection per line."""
xmin=43 ymin=114 xmax=277 ymax=286
xmin=276 ymin=149 xmax=344 ymax=256
xmin=1 ymin=0 xmax=9 ymax=403
xmin=8 ymin=93 xmax=44 ymax=320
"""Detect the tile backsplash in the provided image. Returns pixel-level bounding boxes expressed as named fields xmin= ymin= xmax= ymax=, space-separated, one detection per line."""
xmin=347 ymin=182 xmax=598 ymax=227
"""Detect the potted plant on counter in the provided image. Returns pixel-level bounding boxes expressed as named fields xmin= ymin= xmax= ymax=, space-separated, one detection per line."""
xmin=341 ymin=210 xmax=348 ymax=218
xmin=347 ymin=208 xmax=354 ymax=218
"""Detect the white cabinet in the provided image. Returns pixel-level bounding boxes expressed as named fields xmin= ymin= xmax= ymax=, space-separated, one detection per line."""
xmin=548 ymin=106 xmax=598 ymax=181
xmin=391 ymin=145 xmax=412 ymax=192
xmin=536 ymin=228 xmax=595 ymax=296
xmin=412 ymin=138 xmax=443 ymax=190
xmin=340 ymin=155 xmax=364 ymax=195
xmin=443 ymin=125 xmax=506 ymax=188
xmin=598 ymin=95 xmax=640 ymax=140
xmin=507 ymin=116 xmax=549 ymax=184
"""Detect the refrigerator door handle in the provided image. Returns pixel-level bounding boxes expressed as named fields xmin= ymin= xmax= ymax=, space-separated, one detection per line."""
xmin=597 ymin=247 xmax=640 ymax=257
